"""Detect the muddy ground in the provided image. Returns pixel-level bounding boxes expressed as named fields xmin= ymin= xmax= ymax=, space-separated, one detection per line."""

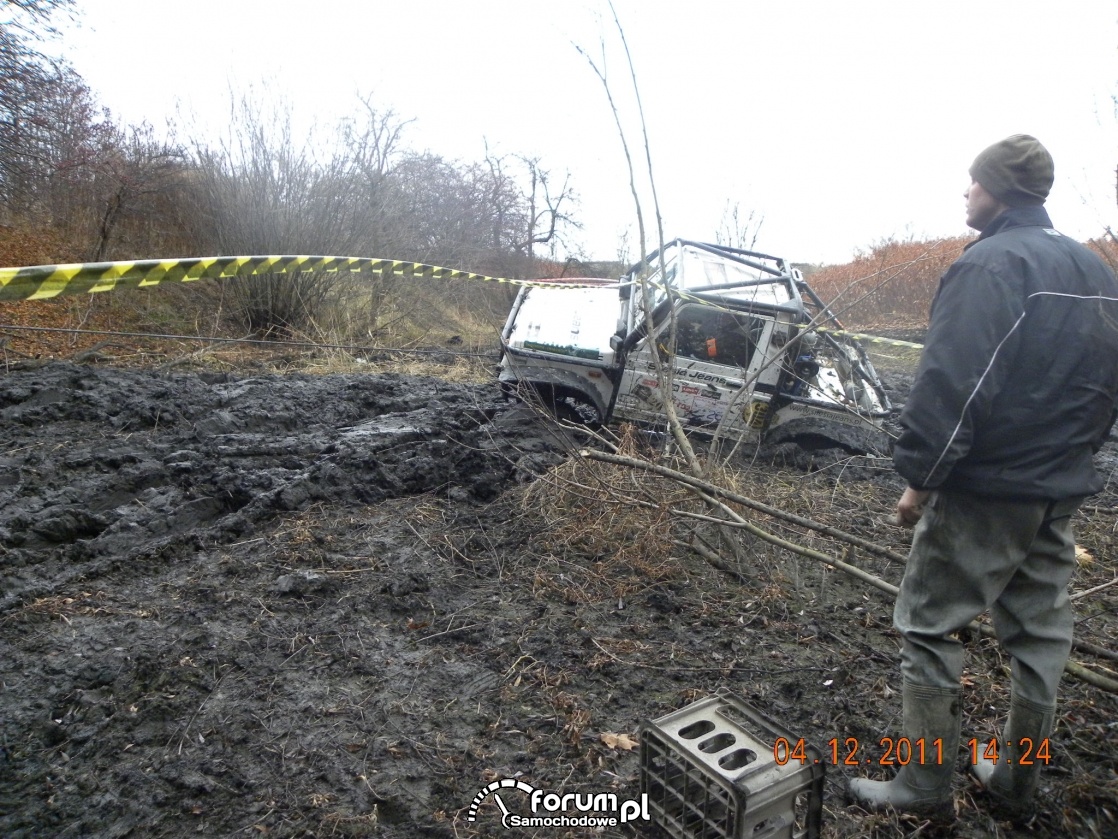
xmin=0 ymin=359 xmax=1114 ymax=838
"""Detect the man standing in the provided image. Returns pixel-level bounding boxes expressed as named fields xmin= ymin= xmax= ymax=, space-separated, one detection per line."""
xmin=848 ymin=135 xmax=1118 ymax=819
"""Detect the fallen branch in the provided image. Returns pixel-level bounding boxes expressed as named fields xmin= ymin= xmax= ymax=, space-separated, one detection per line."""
xmin=157 ymin=334 xmax=253 ymax=371
xmin=1061 ymin=659 xmax=1118 ymax=692
xmin=70 ymin=340 xmax=123 ymax=363
xmin=582 ymin=448 xmax=908 ymax=564
xmin=589 ymin=636 xmax=872 ymax=676
xmin=581 ymin=449 xmax=1118 ymax=694
xmin=672 ymin=537 xmax=751 ymax=585
xmin=1069 ymin=636 xmax=1118 ymax=664
xmin=1072 ymin=575 xmax=1118 ymax=601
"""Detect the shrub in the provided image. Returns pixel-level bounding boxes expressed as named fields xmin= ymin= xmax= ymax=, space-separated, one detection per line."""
xmin=810 ymin=236 xmax=969 ymax=328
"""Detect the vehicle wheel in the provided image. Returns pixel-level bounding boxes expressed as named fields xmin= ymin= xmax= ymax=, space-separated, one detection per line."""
xmin=764 ymin=418 xmax=891 ymax=457
xmin=552 ymin=399 xmax=582 ymax=424
xmin=550 ymin=396 xmax=600 ymax=428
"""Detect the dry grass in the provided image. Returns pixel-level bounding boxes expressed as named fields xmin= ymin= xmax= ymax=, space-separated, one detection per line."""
xmin=519 ymin=429 xmax=692 ymax=603
xmin=810 ymin=237 xmax=969 ymax=330
xmin=0 ymin=223 xmax=512 ymax=373
xmin=289 ymin=349 xmax=497 ymax=382
xmin=8 ymin=591 xmax=155 ymax=622
xmin=500 ymin=387 xmax=1117 ymax=837
xmin=511 ymin=368 xmax=1116 ymax=687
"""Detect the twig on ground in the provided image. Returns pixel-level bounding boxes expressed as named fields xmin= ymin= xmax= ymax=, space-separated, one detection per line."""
xmin=1072 ymin=575 xmax=1118 ymax=601
xmin=583 ymin=448 xmax=908 ymax=564
xmin=580 ymin=449 xmax=1118 ymax=694
xmin=673 ymin=537 xmax=750 ymax=585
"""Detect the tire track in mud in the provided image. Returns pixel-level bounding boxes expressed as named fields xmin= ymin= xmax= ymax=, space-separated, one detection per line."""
xmin=0 ymin=362 xmax=567 ymax=612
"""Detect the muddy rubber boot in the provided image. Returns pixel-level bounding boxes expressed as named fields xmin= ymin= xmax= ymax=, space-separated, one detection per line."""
xmin=971 ymin=695 xmax=1055 ymax=819
xmin=847 ymin=682 xmax=961 ymax=813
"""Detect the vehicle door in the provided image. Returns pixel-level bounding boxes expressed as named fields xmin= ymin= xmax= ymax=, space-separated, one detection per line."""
xmin=614 ymin=303 xmax=773 ymax=434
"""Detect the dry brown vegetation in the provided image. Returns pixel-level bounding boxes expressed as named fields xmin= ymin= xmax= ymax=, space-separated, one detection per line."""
xmin=810 ymin=229 xmax=1118 ymax=339
xmin=808 ymin=237 xmax=970 ymax=333
xmin=1 ymin=0 xmax=580 ymax=349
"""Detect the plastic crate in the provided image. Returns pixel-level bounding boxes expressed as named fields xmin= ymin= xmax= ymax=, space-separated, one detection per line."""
xmin=640 ymin=692 xmax=824 ymax=839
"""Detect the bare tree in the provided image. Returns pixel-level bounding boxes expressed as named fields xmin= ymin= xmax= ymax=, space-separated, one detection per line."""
xmin=388 ymin=149 xmax=565 ymax=273
xmin=715 ymin=200 xmax=763 ymax=252
xmin=512 ymin=155 xmax=580 ymax=266
xmin=181 ymin=93 xmax=418 ymax=335
xmin=79 ymin=123 xmax=187 ymax=260
xmin=0 ymin=0 xmax=78 ymax=216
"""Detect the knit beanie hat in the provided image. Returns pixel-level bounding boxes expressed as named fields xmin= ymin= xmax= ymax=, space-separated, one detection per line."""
xmin=968 ymin=134 xmax=1054 ymax=207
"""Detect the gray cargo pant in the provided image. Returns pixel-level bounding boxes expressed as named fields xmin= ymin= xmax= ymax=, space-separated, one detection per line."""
xmin=893 ymin=490 xmax=1081 ymax=707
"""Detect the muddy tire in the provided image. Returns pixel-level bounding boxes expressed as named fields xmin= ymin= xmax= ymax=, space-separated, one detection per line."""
xmin=551 ymin=397 xmax=601 ymax=428
xmin=763 ymin=417 xmax=893 ymax=457
xmin=551 ymin=398 xmax=582 ymax=424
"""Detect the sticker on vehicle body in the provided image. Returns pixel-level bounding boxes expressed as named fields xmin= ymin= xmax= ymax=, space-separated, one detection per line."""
xmin=746 ymin=400 xmax=769 ymax=429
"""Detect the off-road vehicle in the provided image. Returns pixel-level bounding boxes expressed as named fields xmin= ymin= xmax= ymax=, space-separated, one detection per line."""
xmin=498 ymin=239 xmax=891 ymax=452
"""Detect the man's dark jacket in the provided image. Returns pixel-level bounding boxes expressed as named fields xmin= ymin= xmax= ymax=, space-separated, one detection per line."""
xmin=894 ymin=206 xmax=1118 ymax=500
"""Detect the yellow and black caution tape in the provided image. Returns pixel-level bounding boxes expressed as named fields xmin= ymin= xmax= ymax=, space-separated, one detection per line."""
xmin=818 ymin=328 xmax=924 ymax=350
xmin=0 ymin=254 xmax=925 ymax=349
xmin=0 ymin=255 xmax=612 ymax=303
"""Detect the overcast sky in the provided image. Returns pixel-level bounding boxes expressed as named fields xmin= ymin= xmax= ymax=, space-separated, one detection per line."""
xmin=57 ymin=0 xmax=1117 ymax=266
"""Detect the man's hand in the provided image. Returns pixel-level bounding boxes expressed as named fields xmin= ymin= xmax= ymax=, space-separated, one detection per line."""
xmin=896 ymin=487 xmax=931 ymax=527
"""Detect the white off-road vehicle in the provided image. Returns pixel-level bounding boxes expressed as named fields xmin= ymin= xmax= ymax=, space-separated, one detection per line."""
xmin=498 ymin=239 xmax=891 ymax=452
